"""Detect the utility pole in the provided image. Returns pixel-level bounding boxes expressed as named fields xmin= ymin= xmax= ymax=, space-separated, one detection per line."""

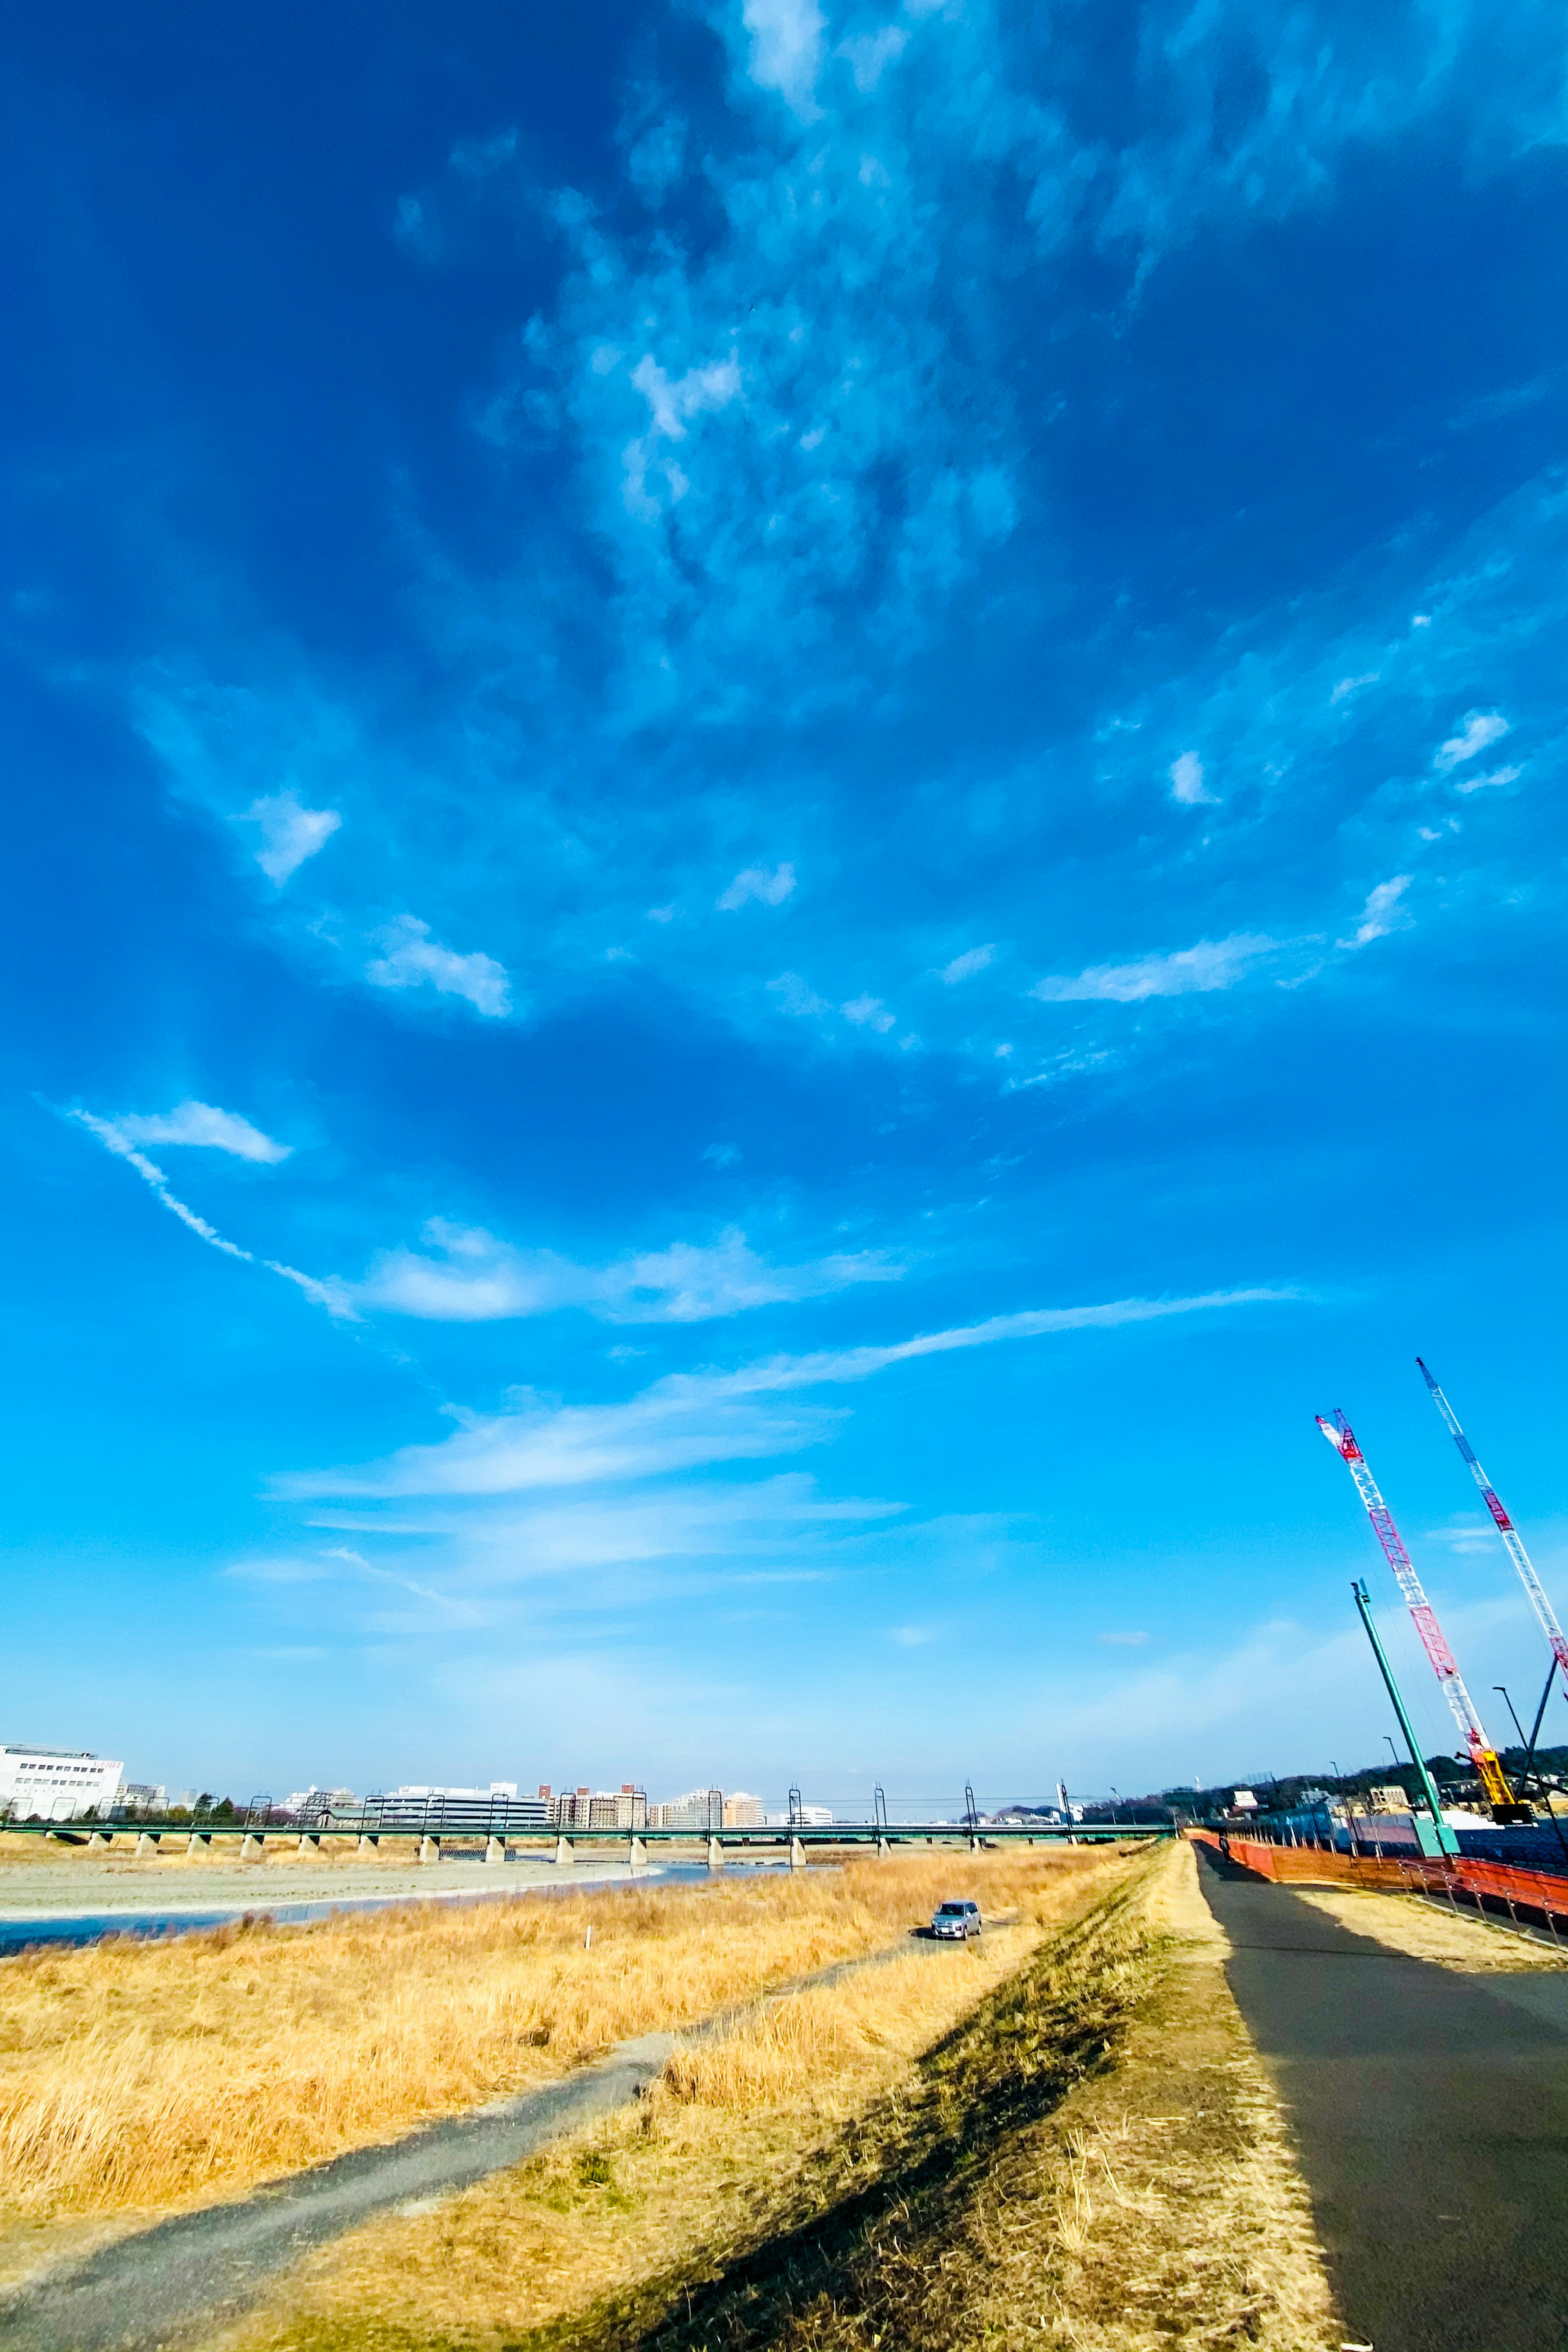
xmin=1352 ymin=1580 xmax=1459 ymax=1856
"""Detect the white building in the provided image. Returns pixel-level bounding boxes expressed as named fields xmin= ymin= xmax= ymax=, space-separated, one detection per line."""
xmin=652 ymin=1786 xmax=724 ymax=1831
xmin=115 ymin=1784 xmax=167 ymax=1818
xmin=0 ymin=1746 xmax=123 ymax=1822
xmin=281 ymin=1787 xmax=359 ymax=1819
xmin=390 ymin=1781 xmax=519 ymax=1800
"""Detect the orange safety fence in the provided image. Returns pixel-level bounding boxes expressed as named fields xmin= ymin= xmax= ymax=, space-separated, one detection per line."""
xmin=1186 ymin=1826 xmax=1568 ymax=1927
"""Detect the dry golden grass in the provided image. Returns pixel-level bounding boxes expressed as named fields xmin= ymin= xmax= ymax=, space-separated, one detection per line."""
xmin=1289 ymin=1882 xmax=1567 ymax=1971
xmin=0 ymin=1846 xmax=1107 ymax=2228
xmin=212 ymin=1853 xmax=1128 ymax=2351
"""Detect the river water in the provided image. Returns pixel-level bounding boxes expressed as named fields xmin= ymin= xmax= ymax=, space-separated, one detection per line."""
xmin=0 ymin=1856 xmax=790 ymax=1956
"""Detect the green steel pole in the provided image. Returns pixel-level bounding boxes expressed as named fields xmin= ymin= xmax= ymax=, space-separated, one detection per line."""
xmin=1352 ymin=1580 xmax=1460 ymax=1857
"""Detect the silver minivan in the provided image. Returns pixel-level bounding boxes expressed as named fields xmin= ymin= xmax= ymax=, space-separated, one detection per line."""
xmin=930 ymin=1898 xmax=982 ymax=1940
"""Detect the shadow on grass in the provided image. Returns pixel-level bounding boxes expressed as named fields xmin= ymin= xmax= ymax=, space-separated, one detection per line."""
xmin=520 ymin=1884 xmax=1163 ymax=2352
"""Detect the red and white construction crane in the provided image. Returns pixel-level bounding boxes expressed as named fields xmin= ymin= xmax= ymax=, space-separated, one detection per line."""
xmin=1317 ymin=1408 xmax=1512 ymax=1809
xmin=1417 ymin=1358 xmax=1568 ymax=1700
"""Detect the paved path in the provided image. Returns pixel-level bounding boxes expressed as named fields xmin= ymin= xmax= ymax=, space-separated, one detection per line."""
xmin=1196 ymin=1844 xmax=1568 ymax=2352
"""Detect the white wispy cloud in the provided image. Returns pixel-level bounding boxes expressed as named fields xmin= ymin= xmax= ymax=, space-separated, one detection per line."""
xmin=366 ymin=917 xmax=512 ymax=1018
xmin=1434 ymin=710 xmax=1509 ymax=771
xmin=1421 ymin=1515 xmax=1503 ymax=1557
xmin=623 ymin=351 xmax=743 ymax=522
xmin=1032 ymin=934 xmax=1278 ymax=1003
xmin=1452 ymin=763 xmax=1522 ymax=796
xmin=1329 ymin=672 xmax=1379 ymax=704
xmin=717 ymin=862 xmax=795 ymax=911
xmin=107 ymin=1101 xmax=291 ymax=1164
xmin=354 ymin=1221 xmax=901 ymax=1325
xmin=69 ymin=1110 xmax=354 ymax=1317
xmin=492 ymin=0 xmax=1541 ymax=743
xmin=240 ymin=791 xmax=341 ymax=884
xmin=72 ymin=1111 xmax=253 ymax=1262
xmin=1168 ymin=751 xmax=1214 ymax=805
xmin=1339 ymin=875 xmax=1411 ymax=949
xmin=939 ymin=945 xmax=995 ymax=984
xmin=768 ymin=971 xmax=829 ymax=1018
xmin=842 ymin=995 xmax=895 ymax=1033
xmin=741 ymin=0 xmax=825 ymax=115
xmin=281 ymin=1284 xmax=1295 ymax=1500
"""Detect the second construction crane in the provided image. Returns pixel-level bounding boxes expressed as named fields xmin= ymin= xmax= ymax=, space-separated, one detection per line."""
xmin=1318 ymin=1408 xmax=1513 ymax=1811
xmin=1418 ymin=1357 xmax=1568 ymax=1702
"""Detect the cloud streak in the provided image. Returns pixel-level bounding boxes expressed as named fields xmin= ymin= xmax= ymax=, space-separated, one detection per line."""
xmin=1339 ymin=876 xmax=1410 ymax=949
xmin=1032 ymin=935 xmax=1278 ymax=1004
xmin=1434 ymin=710 xmax=1509 ymax=771
xmin=281 ymin=1283 xmax=1296 ymax=1500
xmin=1168 ymin=751 xmax=1213 ymax=806
xmin=241 ymin=791 xmax=341 ymax=884
xmin=717 ymin=862 xmax=795 ymax=911
xmin=69 ymin=1110 xmax=353 ymax=1317
xmin=107 ymin=1101 xmax=292 ymax=1164
xmin=355 ymin=1221 xmax=902 ymax=1325
xmin=366 ymin=917 xmax=512 ymax=1017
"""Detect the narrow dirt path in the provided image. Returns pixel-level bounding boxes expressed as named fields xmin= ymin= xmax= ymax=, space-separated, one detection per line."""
xmin=0 ymin=1934 xmax=965 ymax=2352
xmin=1196 ymin=1842 xmax=1568 ymax=2352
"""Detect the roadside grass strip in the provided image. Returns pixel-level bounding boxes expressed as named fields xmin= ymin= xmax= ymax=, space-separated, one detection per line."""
xmin=1287 ymin=1884 xmax=1568 ymax=1971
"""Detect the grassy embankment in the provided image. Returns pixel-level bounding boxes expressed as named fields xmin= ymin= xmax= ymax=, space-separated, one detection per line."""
xmin=0 ymin=1846 xmax=1112 ymax=2238
xmin=216 ymin=1841 xmax=1339 ymax=2352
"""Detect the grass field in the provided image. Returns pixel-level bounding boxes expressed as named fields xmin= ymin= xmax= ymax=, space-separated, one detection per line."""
xmin=0 ymin=1846 xmax=1116 ymax=2226
xmin=214 ymin=1841 xmax=1339 ymax=2352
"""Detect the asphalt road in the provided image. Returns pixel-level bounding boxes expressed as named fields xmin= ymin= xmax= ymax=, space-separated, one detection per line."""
xmin=1196 ymin=1845 xmax=1568 ymax=2352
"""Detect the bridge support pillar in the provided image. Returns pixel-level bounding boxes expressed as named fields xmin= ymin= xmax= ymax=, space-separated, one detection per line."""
xmin=789 ymin=1836 xmax=806 ymax=1869
xmin=357 ymin=1834 xmax=379 ymax=1854
xmin=89 ymin=1831 xmax=111 ymax=1852
xmin=186 ymin=1833 xmax=211 ymax=1858
xmin=706 ymin=1836 xmax=725 ymax=1869
xmin=296 ymin=1833 xmax=321 ymax=1855
xmin=240 ymin=1833 xmax=264 ymax=1860
xmin=485 ymin=1836 xmax=506 ymax=1864
xmin=876 ymin=1835 xmax=891 ymax=1858
xmin=629 ymin=1835 xmax=647 ymax=1870
xmin=555 ymin=1836 xmax=575 ymax=1867
xmin=135 ymin=1831 xmax=160 ymax=1858
xmin=419 ymin=1835 xmax=441 ymax=1865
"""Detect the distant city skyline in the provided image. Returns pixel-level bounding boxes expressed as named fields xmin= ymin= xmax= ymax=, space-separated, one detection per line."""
xmin=1 ymin=3 xmax=1562 ymax=1800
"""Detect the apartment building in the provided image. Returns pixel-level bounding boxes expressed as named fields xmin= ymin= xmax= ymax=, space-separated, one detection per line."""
xmin=650 ymin=1786 xmax=724 ymax=1831
xmin=540 ymin=1783 xmax=648 ymax=1829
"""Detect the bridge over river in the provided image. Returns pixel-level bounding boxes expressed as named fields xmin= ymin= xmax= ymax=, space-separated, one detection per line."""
xmin=3 ymin=1817 xmax=1169 ymax=1866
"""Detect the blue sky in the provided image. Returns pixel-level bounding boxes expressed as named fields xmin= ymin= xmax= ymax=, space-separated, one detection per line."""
xmin=2 ymin=0 xmax=1563 ymax=1807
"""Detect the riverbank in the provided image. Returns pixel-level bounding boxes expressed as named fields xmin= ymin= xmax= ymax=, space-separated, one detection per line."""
xmin=209 ymin=1838 xmax=1338 ymax=2352
xmin=0 ymin=1847 xmax=1119 ymax=2264
xmin=0 ymin=1849 xmax=724 ymax=1954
